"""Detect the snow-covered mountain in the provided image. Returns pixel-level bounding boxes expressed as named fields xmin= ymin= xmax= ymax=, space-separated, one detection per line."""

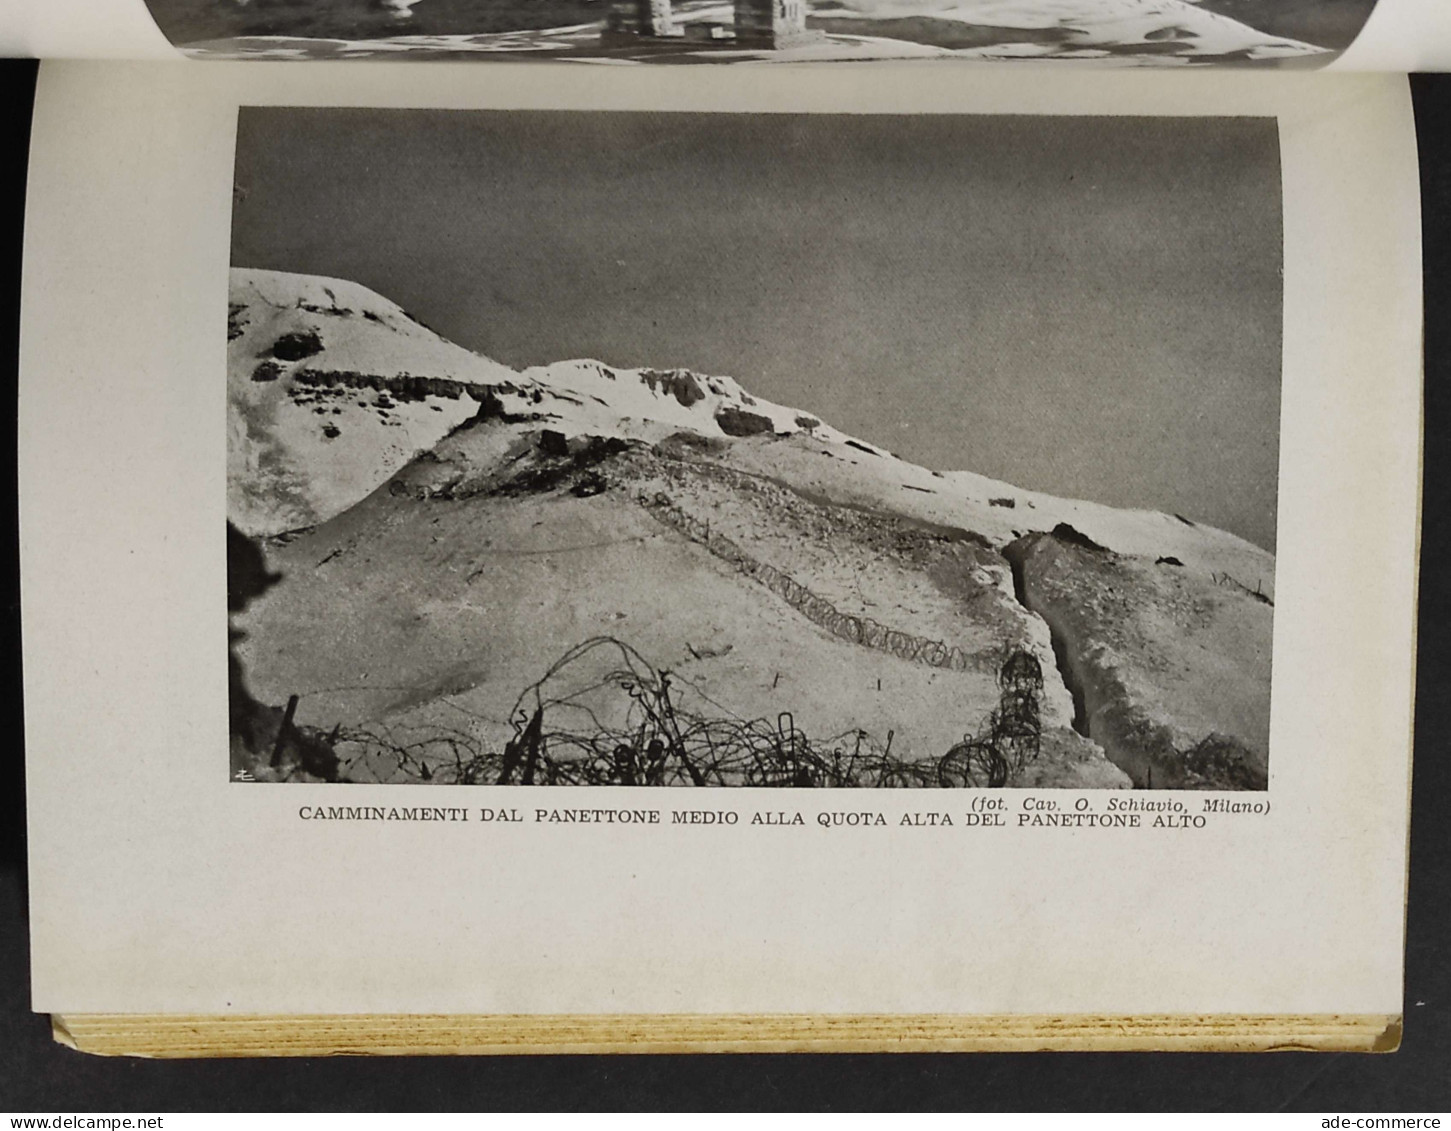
xmin=229 ymin=268 xmax=864 ymax=535
xmin=229 ymin=268 xmax=1274 ymax=792
xmin=229 ymin=268 xmax=513 ymax=534
xmin=228 ymin=268 xmax=1273 ymax=584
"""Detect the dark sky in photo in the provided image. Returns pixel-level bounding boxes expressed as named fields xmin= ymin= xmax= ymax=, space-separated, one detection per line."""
xmin=232 ymin=108 xmax=1283 ymax=550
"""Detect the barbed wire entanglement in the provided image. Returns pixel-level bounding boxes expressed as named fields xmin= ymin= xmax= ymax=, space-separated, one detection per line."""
xmin=936 ymin=648 xmax=1043 ymax=787
xmin=333 ymin=636 xmax=1046 ymax=787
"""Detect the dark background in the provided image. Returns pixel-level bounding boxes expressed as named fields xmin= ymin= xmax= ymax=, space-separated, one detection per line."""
xmin=0 ymin=59 xmax=1447 ymax=1110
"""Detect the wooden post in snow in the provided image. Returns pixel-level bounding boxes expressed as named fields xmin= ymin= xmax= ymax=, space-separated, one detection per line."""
xmin=270 ymin=695 xmax=300 ymax=769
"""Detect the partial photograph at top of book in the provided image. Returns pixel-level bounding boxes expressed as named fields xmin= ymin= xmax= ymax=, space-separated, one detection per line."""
xmin=143 ymin=0 xmax=1382 ymax=64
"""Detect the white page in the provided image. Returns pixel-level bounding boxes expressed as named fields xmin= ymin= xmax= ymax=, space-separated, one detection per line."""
xmin=1334 ymin=0 xmax=1451 ymax=69
xmin=22 ymin=61 xmax=1420 ymax=1018
xmin=0 ymin=0 xmax=177 ymax=58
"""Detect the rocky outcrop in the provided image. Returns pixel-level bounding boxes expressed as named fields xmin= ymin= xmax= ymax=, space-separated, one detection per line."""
xmin=715 ymin=407 xmax=777 ymax=437
xmin=292 ymin=367 xmax=523 ymax=404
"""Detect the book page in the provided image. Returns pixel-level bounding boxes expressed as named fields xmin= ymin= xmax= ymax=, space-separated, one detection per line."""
xmin=0 ymin=0 xmax=177 ymax=58
xmin=21 ymin=61 xmax=1420 ymax=1019
xmin=1333 ymin=0 xmax=1451 ymax=69
xmin=7 ymin=0 xmax=1449 ymax=68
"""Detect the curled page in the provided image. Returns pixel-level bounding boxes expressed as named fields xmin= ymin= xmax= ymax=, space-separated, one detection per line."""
xmin=1333 ymin=0 xmax=1451 ymax=69
xmin=6 ymin=0 xmax=1450 ymax=68
xmin=0 ymin=0 xmax=178 ymax=58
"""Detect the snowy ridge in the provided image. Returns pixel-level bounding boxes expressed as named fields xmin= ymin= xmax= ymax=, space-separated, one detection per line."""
xmin=228 ymin=267 xmax=1272 ymax=599
xmin=227 ymin=268 xmax=877 ymax=533
xmin=230 ymin=267 xmax=515 ymax=387
xmin=514 ymin=357 xmax=865 ymax=450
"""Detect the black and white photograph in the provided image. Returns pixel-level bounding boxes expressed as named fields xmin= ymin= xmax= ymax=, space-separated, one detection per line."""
xmin=227 ymin=108 xmax=1279 ymax=791
xmin=145 ymin=0 xmax=1383 ymax=64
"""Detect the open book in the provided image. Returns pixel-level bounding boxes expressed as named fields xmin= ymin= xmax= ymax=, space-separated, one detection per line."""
xmin=10 ymin=0 xmax=1429 ymax=1057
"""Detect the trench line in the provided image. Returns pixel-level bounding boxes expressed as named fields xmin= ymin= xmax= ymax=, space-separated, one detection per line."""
xmin=640 ymin=492 xmax=989 ymax=673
